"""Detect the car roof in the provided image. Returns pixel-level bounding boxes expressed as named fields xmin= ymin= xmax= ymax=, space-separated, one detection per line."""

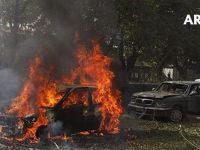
xmin=57 ymin=84 xmax=97 ymax=92
xmin=162 ymin=81 xmax=200 ymax=85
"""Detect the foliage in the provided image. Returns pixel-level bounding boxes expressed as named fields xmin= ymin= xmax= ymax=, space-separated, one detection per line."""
xmin=117 ymin=0 xmax=200 ymax=80
xmin=0 ymin=0 xmax=200 ymax=80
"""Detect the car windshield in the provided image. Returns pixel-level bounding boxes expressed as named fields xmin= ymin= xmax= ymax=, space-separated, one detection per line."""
xmin=157 ymin=83 xmax=188 ymax=94
xmin=61 ymin=88 xmax=96 ymax=108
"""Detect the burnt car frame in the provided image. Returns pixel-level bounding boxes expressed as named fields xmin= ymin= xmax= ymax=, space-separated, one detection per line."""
xmin=128 ymin=81 xmax=200 ymax=122
xmin=22 ymin=85 xmax=102 ymax=138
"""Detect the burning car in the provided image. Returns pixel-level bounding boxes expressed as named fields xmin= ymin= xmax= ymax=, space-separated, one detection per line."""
xmin=128 ymin=81 xmax=200 ymax=122
xmin=7 ymin=42 xmax=122 ymax=141
xmin=21 ymin=85 xmax=102 ymax=139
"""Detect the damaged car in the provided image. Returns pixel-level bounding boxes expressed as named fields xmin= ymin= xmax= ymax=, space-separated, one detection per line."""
xmin=21 ymin=85 xmax=102 ymax=138
xmin=128 ymin=81 xmax=200 ymax=122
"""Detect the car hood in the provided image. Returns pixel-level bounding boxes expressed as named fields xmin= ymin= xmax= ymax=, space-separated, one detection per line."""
xmin=133 ymin=91 xmax=180 ymax=99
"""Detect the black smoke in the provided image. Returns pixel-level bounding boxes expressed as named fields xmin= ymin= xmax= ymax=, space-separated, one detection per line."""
xmin=0 ymin=0 xmax=120 ymax=108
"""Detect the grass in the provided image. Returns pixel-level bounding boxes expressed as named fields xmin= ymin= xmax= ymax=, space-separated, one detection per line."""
xmin=1 ymin=113 xmax=199 ymax=150
xmin=121 ymin=115 xmax=200 ymax=150
xmin=87 ymin=114 xmax=200 ymax=150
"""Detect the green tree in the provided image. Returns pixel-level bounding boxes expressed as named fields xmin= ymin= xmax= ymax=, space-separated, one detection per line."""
xmin=116 ymin=0 xmax=200 ymax=81
xmin=0 ymin=0 xmax=43 ymax=66
xmin=116 ymin=0 xmax=157 ymax=79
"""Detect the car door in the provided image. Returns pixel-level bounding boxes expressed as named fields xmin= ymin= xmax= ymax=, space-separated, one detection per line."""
xmin=187 ymin=84 xmax=200 ymax=115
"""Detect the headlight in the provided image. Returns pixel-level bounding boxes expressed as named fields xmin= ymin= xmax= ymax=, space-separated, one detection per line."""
xmin=155 ymin=103 xmax=166 ymax=107
xmin=131 ymin=95 xmax=137 ymax=103
xmin=131 ymin=99 xmax=136 ymax=103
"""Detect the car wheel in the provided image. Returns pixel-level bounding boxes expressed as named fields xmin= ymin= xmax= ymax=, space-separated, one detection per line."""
xmin=170 ymin=108 xmax=183 ymax=123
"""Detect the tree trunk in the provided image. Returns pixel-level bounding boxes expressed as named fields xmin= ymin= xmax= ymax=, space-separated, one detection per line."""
xmin=174 ymin=59 xmax=188 ymax=80
xmin=11 ymin=0 xmax=20 ymax=67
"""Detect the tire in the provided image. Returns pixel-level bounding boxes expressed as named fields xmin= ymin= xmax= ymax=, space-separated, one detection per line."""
xmin=170 ymin=108 xmax=184 ymax=123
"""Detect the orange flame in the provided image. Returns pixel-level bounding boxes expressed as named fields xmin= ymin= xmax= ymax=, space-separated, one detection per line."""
xmin=8 ymin=57 xmax=60 ymax=141
xmin=8 ymin=57 xmax=60 ymax=117
xmin=7 ymin=39 xmax=123 ymax=141
xmin=64 ymin=41 xmax=123 ymax=133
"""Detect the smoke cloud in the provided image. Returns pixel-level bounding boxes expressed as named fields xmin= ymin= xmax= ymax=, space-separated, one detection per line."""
xmin=48 ymin=121 xmax=64 ymax=136
xmin=0 ymin=68 xmax=22 ymax=109
xmin=0 ymin=0 xmax=119 ymax=109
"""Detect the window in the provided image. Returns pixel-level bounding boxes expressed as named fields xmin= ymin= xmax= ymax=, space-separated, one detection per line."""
xmin=189 ymin=85 xmax=200 ymax=95
xmin=145 ymin=73 xmax=149 ymax=79
xmin=135 ymin=73 xmax=139 ymax=78
xmin=157 ymin=83 xmax=188 ymax=94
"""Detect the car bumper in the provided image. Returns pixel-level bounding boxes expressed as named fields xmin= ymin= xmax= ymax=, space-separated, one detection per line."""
xmin=128 ymin=103 xmax=171 ymax=117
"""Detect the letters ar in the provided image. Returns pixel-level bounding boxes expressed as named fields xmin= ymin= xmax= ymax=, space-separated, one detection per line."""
xmin=183 ymin=14 xmax=200 ymax=25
